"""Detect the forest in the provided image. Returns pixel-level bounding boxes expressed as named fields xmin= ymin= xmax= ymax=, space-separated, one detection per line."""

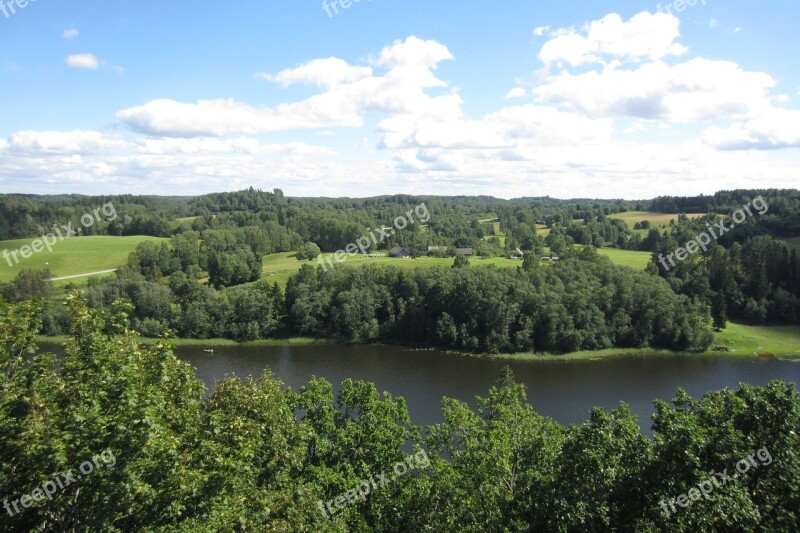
xmin=1 ymin=188 xmax=798 ymax=353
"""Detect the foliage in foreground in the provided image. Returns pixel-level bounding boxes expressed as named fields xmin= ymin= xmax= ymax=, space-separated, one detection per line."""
xmin=1 ymin=299 xmax=798 ymax=532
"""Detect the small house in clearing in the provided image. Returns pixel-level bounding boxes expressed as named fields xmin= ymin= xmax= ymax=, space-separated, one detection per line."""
xmin=389 ymin=246 xmax=413 ymax=258
xmin=455 ymin=248 xmax=474 ymax=256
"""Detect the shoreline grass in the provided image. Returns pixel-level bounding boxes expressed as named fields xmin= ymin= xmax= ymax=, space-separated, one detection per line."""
xmin=35 ymin=323 xmax=800 ymax=362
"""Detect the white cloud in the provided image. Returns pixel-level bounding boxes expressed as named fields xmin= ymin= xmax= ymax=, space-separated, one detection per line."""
xmin=704 ymin=108 xmax=800 ymax=150
xmin=7 ymin=130 xmax=128 ymax=154
xmin=66 ymin=54 xmax=99 ymax=69
xmin=539 ymin=12 xmax=686 ymax=67
xmin=534 ymin=25 xmax=550 ymax=37
xmin=709 ymin=19 xmax=719 ymax=28
xmin=118 ymin=36 xmax=460 ymax=137
xmin=535 ymin=58 xmax=775 ymax=122
xmin=63 ymin=28 xmax=79 ymax=40
xmin=5 ymin=24 xmax=800 ymax=198
xmin=372 ymin=35 xmax=453 ymax=69
xmin=257 ymin=57 xmax=372 ymax=88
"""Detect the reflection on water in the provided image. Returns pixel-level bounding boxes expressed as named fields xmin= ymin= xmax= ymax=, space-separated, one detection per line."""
xmin=175 ymin=344 xmax=800 ymax=433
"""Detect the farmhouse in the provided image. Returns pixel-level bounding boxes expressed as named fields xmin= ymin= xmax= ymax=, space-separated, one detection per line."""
xmin=389 ymin=246 xmax=413 ymax=258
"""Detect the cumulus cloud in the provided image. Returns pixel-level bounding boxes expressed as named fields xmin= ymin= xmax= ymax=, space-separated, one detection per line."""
xmin=66 ymin=54 xmax=100 ymax=69
xmin=257 ymin=57 xmax=372 ymax=88
xmin=117 ymin=36 xmax=460 ymax=137
xmin=7 ymin=130 xmax=128 ymax=154
xmin=535 ymin=57 xmax=775 ymax=122
xmin=5 ymin=19 xmax=800 ymax=198
xmin=539 ymin=12 xmax=686 ymax=67
xmin=704 ymin=108 xmax=800 ymax=150
xmin=63 ymin=28 xmax=79 ymax=40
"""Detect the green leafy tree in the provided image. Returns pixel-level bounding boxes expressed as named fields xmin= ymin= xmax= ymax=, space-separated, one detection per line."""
xmin=297 ymin=242 xmax=322 ymax=261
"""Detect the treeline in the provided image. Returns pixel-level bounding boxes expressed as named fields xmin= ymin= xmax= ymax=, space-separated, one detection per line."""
xmin=0 ymin=194 xmax=191 ymax=240
xmin=642 ymin=211 xmax=800 ymax=325
xmin=22 ymin=247 xmax=711 ymax=352
xmin=1 ymin=299 xmax=798 ymax=531
xmin=657 ymin=236 xmax=800 ymax=326
xmin=3 ymin=188 xmax=800 ymax=261
xmin=285 ymin=256 xmax=713 ymax=353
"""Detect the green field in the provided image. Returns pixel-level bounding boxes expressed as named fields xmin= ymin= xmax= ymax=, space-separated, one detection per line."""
xmin=174 ymin=216 xmax=201 ymax=227
xmin=610 ymin=211 xmax=706 ymax=229
xmin=596 ymin=248 xmax=652 ymax=269
xmin=610 ymin=211 xmax=707 ymax=238
xmin=0 ymin=235 xmax=166 ymax=283
xmin=263 ymin=247 xmax=653 ymax=289
xmin=536 ymin=224 xmax=551 ymax=238
xmin=713 ymin=322 xmax=800 ymax=359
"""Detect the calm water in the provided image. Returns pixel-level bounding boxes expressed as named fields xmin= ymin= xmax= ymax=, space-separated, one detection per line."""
xmin=175 ymin=344 xmax=800 ymax=432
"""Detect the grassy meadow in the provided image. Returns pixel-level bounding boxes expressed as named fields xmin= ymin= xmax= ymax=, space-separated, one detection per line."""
xmin=0 ymin=235 xmax=166 ymax=283
xmin=610 ymin=211 xmax=707 ymax=237
xmin=263 ymin=246 xmax=653 ymax=289
xmin=713 ymin=322 xmax=800 ymax=359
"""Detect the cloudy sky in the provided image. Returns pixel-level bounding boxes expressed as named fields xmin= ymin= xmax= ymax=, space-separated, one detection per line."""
xmin=1 ymin=0 xmax=799 ymax=199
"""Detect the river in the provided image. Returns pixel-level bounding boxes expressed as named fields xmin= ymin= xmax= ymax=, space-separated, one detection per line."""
xmin=176 ymin=344 xmax=800 ymax=432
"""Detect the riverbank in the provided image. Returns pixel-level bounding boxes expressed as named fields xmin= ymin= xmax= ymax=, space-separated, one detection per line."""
xmin=37 ymin=336 xmax=327 ymax=348
xmin=36 ymin=322 xmax=800 ymax=361
xmin=458 ymin=323 xmax=800 ymax=362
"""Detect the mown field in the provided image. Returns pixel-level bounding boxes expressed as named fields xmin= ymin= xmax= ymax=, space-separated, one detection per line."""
xmin=610 ymin=211 xmax=706 ymax=228
xmin=0 ymin=235 xmax=166 ymax=283
xmin=713 ymin=322 xmax=800 ymax=359
xmin=0 ymin=233 xmax=652 ymax=288
xmin=610 ymin=211 xmax=707 ymax=237
xmin=263 ymin=247 xmax=653 ymax=289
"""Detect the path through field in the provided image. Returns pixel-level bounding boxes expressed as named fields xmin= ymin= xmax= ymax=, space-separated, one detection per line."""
xmin=49 ymin=269 xmax=117 ymax=281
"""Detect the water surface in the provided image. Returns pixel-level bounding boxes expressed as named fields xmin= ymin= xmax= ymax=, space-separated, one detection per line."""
xmin=176 ymin=344 xmax=800 ymax=431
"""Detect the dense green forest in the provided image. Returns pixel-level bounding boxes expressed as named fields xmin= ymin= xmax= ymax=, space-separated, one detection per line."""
xmin=1 ymin=188 xmax=798 ymax=352
xmin=1 ymin=299 xmax=798 ymax=531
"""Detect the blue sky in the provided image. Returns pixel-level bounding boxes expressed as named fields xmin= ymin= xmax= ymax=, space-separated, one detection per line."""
xmin=1 ymin=0 xmax=798 ymax=198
